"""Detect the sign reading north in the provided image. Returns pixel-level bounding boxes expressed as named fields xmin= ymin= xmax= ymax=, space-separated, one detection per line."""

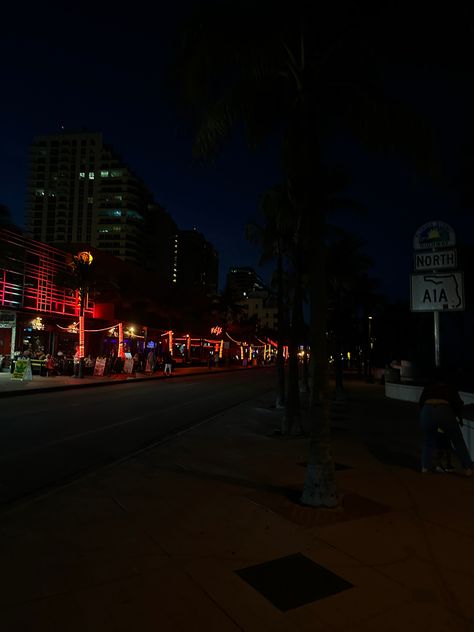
xmin=411 ymin=272 xmax=464 ymax=312
xmin=413 ymin=220 xmax=456 ymax=251
xmin=414 ymin=248 xmax=457 ymax=272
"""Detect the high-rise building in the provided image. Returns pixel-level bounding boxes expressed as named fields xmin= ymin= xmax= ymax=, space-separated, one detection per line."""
xmin=174 ymin=229 xmax=219 ymax=295
xmin=144 ymin=203 xmax=178 ymax=288
xmin=25 ymin=131 xmax=160 ymax=268
xmin=226 ymin=266 xmax=267 ymax=301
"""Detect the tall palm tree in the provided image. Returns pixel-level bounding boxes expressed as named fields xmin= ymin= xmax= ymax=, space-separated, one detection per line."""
xmin=174 ymin=1 xmax=437 ymax=506
xmin=246 ymin=185 xmax=293 ymax=410
xmin=326 ymin=229 xmax=382 ymax=394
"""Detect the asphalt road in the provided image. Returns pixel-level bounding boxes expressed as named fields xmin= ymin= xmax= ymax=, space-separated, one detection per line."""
xmin=0 ymin=369 xmax=275 ymax=508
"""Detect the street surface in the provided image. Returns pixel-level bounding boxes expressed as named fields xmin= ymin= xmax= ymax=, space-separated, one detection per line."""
xmin=0 ymin=369 xmax=274 ymax=507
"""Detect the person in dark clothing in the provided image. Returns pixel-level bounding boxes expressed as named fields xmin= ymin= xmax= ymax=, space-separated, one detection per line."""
xmin=419 ymin=369 xmax=472 ymax=475
xmin=163 ymin=350 xmax=173 ymax=376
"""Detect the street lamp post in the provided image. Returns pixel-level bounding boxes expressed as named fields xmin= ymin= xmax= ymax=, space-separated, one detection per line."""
xmin=367 ymin=315 xmax=373 ymax=383
xmin=73 ymin=251 xmax=93 ymax=379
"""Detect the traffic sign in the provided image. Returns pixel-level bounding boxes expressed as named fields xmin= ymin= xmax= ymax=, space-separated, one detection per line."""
xmin=411 ymin=272 xmax=464 ymax=312
xmin=414 ymin=248 xmax=457 ymax=272
xmin=413 ymin=220 xmax=456 ymax=250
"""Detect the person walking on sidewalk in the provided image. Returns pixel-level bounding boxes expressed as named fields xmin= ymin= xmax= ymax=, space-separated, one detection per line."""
xmin=419 ymin=368 xmax=473 ymax=476
xmin=45 ymin=354 xmax=56 ymax=377
xmin=163 ymin=350 xmax=173 ymax=376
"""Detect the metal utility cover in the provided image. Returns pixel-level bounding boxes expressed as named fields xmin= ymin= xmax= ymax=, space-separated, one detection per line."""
xmin=235 ymin=553 xmax=353 ymax=611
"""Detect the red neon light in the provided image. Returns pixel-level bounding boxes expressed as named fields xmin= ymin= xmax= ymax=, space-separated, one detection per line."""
xmin=118 ymin=322 xmax=125 ymax=359
xmin=78 ymin=315 xmax=85 ymax=358
xmin=0 ymin=229 xmax=94 ymax=317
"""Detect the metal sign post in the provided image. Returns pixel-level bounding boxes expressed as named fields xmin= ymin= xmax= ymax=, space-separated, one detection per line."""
xmin=411 ymin=220 xmax=463 ymax=368
xmin=433 ymin=311 xmax=440 ymax=368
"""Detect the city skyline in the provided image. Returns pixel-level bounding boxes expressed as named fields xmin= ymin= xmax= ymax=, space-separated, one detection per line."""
xmin=2 ymin=3 xmax=474 ymax=300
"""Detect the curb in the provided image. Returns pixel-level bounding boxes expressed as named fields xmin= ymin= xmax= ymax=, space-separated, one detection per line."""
xmin=0 ymin=366 xmax=262 ymax=398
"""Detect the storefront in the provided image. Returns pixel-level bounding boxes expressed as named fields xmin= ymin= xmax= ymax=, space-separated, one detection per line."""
xmin=0 ymin=310 xmax=16 ymax=369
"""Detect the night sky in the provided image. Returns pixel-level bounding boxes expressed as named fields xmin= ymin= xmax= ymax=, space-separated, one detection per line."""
xmin=2 ymin=3 xmax=474 ymax=299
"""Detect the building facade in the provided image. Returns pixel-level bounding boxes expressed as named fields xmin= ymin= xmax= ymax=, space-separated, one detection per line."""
xmin=174 ymin=229 xmax=219 ymax=295
xmin=226 ymin=266 xmax=267 ymax=302
xmin=239 ymin=290 xmax=279 ymax=333
xmin=0 ymin=227 xmax=95 ymax=360
xmin=25 ymin=131 xmax=162 ymax=269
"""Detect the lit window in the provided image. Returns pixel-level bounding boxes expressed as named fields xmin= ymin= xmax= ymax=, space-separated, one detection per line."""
xmin=79 ymin=172 xmax=85 ymax=178
xmin=88 ymin=172 xmax=95 ymax=179
xmin=110 ymin=169 xmax=123 ymax=178
xmin=100 ymin=170 xmax=109 ymax=177
xmin=172 ymin=278 xmax=177 ymax=283
xmin=35 ymin=189 xmax=45 ymax=196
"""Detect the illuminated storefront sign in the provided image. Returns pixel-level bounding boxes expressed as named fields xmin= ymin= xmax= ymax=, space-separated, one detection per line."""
xmin=30 ymin=317 xmax=44 ymax=330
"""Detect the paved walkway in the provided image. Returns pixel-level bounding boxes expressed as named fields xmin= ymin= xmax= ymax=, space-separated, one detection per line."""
xmin=0 ymin=364 xmax=240 ymax=397
xmin=0 ymin=375 xmax=473 ymax=631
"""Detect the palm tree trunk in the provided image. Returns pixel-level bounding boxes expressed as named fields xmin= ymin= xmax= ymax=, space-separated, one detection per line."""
xmin=301 ymin=216 xmax=338 ymax=508
xmin=301 ymin=346 xmax=309 ymax=392
xmin=334 ymin=329 xmax=345 ymax=399
xmin=282 ymin=255 xmax=303 ymax=434
xmin=275 ymin=253 xmax=285 ymax=409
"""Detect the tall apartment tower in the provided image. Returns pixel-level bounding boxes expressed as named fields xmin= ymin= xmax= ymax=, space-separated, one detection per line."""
xmin=174 ymin=229 xmax=219 ymax=295
xmin=25 ymin=131 xmax=156 ymax=267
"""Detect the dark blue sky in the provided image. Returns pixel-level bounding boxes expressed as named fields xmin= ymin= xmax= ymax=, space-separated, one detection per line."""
xmin=1 ymin=3 xmax=474 ymax=298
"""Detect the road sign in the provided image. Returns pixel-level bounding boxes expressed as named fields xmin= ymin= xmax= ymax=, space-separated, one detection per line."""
xmin=413 ymin=220 xmax=456 ymax=250
xmin=411 ymin=272 xmax=464 ymax=312
xmin=414 ymin=248 xmax=457 ymax=272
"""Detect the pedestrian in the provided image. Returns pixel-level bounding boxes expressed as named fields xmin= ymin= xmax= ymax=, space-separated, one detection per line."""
xmin=146 ymin=348 xmax=156 ymax=373
xmin=73 ymin=345 xmax=80 ymax=377
xmin=163 ymin=350 xmax=173 ymax=376
xmin=419 ymin=368 xmax=473 ymax=476
xmin=45 ymin=354 xmax=56 ymax=377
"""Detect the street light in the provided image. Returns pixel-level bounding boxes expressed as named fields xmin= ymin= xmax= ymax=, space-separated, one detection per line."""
xmin=72 ymin=251 xmax=93 ymax=378
xmin=367 ymin=315 xmax=373 ymax=382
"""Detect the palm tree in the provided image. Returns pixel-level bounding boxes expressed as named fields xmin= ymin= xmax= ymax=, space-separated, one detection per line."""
xmin=326 ymin=229 xmax=383 ymax=394
xmin=174 ymin=1 xmax=436 ymax=506
xmin=246 ymin=185 xmax=293 ymax=410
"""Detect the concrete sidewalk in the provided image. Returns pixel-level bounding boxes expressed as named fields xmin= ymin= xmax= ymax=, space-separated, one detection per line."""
xmin=0 ymin=380 xmax=473 ymax=631
xmin=0 ymin=364 xmax=242 ymax=397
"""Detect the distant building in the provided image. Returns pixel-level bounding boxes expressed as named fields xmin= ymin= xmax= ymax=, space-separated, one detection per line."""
xmin=239 ymin=290 xmax=279 ymax=333
xmin=226 ymin=266 xmax=267 ymax=302
xmin=144 ymin=203 xmax=178 ymax=288
xmin=174 ymin=229 xmax=219 ymax=295
xmin=25 ymin=131 xmax=173 ymax=278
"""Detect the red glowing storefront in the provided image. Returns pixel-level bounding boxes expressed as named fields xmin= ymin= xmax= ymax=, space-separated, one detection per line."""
xmin=0 ymin=228 xmax=95 ymax=360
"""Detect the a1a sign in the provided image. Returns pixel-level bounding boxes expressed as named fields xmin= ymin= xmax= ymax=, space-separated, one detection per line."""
xmin=411 ymin=272 xmax=464 ymax=312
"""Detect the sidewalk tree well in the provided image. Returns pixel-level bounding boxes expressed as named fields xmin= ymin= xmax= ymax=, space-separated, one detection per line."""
xmin=173 ymin=1 xmax=438 ymax=507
